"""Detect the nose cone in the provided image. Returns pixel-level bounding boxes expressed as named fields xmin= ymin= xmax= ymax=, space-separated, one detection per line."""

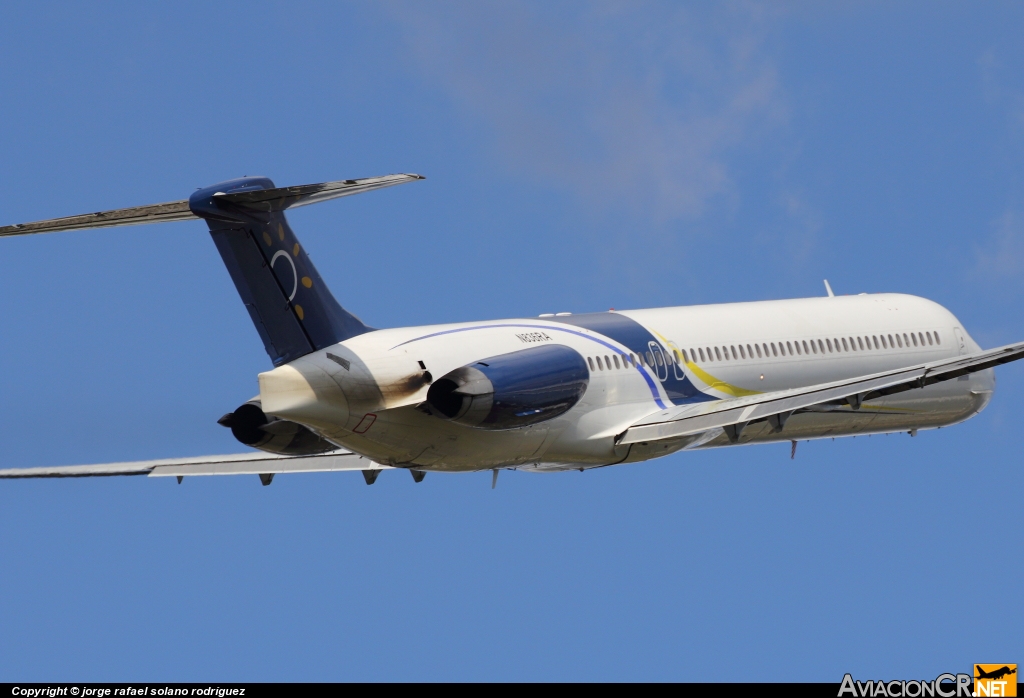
xmin=258 ymin=358 xmax=349 ymax=430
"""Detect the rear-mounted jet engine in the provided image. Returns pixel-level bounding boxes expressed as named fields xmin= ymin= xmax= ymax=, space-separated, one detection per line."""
xmin=425 ymin=344 xmax=589 ymax=429
xmin=218 ymin=400 xmax=337 ymax=455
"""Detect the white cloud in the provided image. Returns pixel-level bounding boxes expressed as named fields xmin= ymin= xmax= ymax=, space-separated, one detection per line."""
xmin=387 ymin=1 xmax=786 ymax=223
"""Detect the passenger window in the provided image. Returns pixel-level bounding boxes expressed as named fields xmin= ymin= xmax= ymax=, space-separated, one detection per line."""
xmin=698 ymin=348 xmax=706 ymax=362
xmin=755 ymin=344 xmax=762 ymax=358
xmin=926 ymin=332 xmax=933 ymax=346
xmin=884 ymin=334 xmax=892 ymax=348
xmin=714 ymin=347 xmax=722 ymax=361
xmin=872 ymin=336 xmax=879 ymax=349
xmin=896 ymin=334 xmax=903 ymax=348
xmin=596 ymin=356 xmax=604 ymax=370
xmin=790 ymin=341 xmax=797 ymax=355
xmin=746 ymin=344 xmax=753 ymax=358
xmin=903 ymin=333 xmax=909 ymax=347
xmin=826 ymin=338 xmax=833 ymax=353
xmin=762 ymin=343 xmax=769 ymax=357
xmin=911 ymin=333 xmax=918 ymax=347
xmin=738 ymin=345 xmax=746 ymax=359
xmin=935 ymin=332 xmax=941 ymax=345
xmin=613 ymin=355 xmax=620 ymax=369
xmin=646 ymin=351 xmax=655 ymax=365
xmin=771 ymin=343 xmax=778 ymax=357
xmin=818 ymin=339 xmax=825 ymax=353
xmin=842 ymin=337 xmax=849 ymax=351
xmin=588 ymin=357 xmax=595 ymax=371
xmin=807 ymin=340 xmax=814 ymax=354
xmin=856 ymin=337 xmax=864 ymax=350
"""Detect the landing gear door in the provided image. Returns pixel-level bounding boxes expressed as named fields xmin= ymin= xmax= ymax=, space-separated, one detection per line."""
xmin=953 ymin=327 xmax=968 ymax=355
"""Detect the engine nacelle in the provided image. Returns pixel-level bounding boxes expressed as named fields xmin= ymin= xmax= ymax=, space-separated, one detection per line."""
xmin=217 ymin=400 xmax=337 ymax=455
xmin=425 ymin=344 xmax=589 ymax=430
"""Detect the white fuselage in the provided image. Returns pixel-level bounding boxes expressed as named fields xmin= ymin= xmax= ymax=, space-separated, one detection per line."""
xmin=257 ymin=294 xmax=994 ymax=472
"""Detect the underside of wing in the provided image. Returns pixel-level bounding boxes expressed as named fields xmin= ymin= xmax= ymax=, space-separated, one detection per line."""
xmin=620 ymin=340 xmax=1024 ymax=445
xmin=0 ymin=450 xmax=390 ymax=479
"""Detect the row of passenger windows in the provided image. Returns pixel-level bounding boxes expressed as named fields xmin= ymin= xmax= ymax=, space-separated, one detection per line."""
xmin=587 ymin=350 xmax=677 ymax=372
xmin=585 ymin=330 xmax=942 ymax=371
xmin=682 ymin=330 xmax=941 ymax=365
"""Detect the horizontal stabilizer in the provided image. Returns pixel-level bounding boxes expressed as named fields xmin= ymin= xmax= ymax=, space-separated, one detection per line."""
xmin=0 ymin=200 xmax=196 ymax=237
xmin=0 ymin=173 xmax=423 ymax=237
xmin=620 ymin=340 xmax=1024 ymax=445
xmin=0 ymin=450 xmax=391 ymax=479
xmin=211 ymin=173 xmax=424 ymax=213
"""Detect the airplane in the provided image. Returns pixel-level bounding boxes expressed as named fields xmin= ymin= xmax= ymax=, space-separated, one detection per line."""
xmin=976 ymin=666 xmax=1016 ymax=681
xmin=2 ymin=173 xmax=1023 ymax=487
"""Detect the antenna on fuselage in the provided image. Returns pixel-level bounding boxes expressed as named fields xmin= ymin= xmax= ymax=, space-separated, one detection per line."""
xmin=823 ymin=279 xmax=835 ymax=297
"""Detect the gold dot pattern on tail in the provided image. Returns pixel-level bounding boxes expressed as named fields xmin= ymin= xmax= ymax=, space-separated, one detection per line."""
xmin=302 ymin=277 xmax=312 ymax=288
xmin=295 ymin=305 xmax=304 ymax=320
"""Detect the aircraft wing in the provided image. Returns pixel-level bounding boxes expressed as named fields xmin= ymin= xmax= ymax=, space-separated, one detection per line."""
xmin=0 ymin=450 xmax=390 ymax=479
xmin=619 ymin=341 xmax=1024 ymax=445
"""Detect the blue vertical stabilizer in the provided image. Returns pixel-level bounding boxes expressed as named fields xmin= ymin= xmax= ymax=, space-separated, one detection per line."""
xmin=189 ymin=177 xmax=373 ymax=365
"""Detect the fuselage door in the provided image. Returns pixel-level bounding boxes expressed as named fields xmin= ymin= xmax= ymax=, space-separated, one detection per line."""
xmin=953 ymin=327 xmax=968 ymax=355
xmin=648 ymin=341 xmax=669 ymax=381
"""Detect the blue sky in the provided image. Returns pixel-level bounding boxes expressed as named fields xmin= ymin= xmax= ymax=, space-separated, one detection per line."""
xmin=0 ymin=2 xmax=1021 ymax=681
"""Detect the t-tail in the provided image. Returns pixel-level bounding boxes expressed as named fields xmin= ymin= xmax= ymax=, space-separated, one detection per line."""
xmin=0 ymin=173 xmax=424 ymax=365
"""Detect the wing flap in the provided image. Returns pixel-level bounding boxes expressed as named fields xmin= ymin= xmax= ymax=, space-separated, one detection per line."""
xmin=620 ymin=341 xmax=1024 ymax=445
xmin=148 ymin=451 xmax=386 ymax=477
xmin=0 ymin=450 xmax=390 ymax=479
